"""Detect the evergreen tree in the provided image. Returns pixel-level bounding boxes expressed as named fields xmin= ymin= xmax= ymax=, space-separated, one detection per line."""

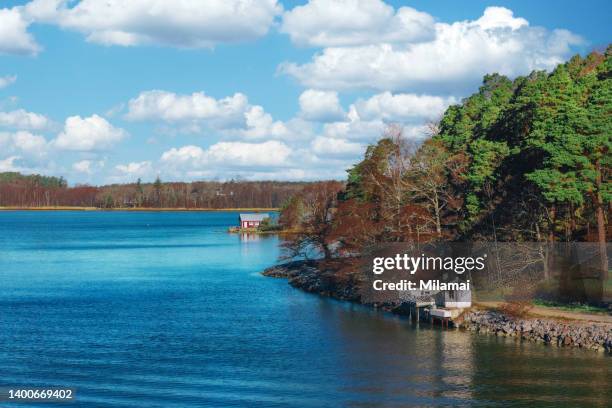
xmin=154 ymin=176 xmax=162 ymax=207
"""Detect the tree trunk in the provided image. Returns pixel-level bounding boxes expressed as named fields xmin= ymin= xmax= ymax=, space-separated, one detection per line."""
xmin=546 ymin=204 xmax=556 ymax=281
xmin=595 ymin=163 xmax=608 ymax=285
xmin=535 ymin=223 xmax=549 ymax=281
xmin=433 ymin=190 xmax=442 ymax=236
xmin=322 ymin=242 xmax=332 ymax=260
xmin=548 ymin=205 xmax=556 ymax=242
xmin=596 ymin=204 xmax=608 ymax=281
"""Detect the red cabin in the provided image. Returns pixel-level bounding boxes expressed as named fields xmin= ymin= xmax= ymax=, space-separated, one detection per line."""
xmin=238 ymin=213 xmax=269 ymax=229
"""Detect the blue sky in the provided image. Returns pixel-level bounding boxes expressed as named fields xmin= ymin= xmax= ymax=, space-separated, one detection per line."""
xmin=0 ymin=0 xmax=609 ymax=185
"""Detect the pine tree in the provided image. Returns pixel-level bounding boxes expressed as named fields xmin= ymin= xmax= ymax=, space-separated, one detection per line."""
xmin=154 ymin=176 xmax=162 ymax=207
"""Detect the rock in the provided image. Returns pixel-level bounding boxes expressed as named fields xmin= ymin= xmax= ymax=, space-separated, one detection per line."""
xmin=459 ymin=310 xmax=611 ymax=353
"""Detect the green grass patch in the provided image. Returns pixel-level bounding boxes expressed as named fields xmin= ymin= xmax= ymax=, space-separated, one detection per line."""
xmin=533 ymin=299 xmax=609 ymax=314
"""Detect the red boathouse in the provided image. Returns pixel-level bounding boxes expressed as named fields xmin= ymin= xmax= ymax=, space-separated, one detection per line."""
xmin=238 ymin=213 xmax=269 ymax=229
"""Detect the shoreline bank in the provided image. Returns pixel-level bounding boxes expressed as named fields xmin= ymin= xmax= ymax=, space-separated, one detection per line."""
xmin=263 ymin=260 xmax=612 ymax=354
xmin=0 ymin=206 xmax=278 ymax=212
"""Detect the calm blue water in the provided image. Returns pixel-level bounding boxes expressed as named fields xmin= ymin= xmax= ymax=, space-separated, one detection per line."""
xmin=0 ymin=211 xmax=609 ymax=407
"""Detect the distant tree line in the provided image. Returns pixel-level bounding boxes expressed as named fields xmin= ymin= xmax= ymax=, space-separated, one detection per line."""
xmin=280 ymin=47 xmax=611 ymax=304
xmin=0 ymin=172 xmax=329 ymax=209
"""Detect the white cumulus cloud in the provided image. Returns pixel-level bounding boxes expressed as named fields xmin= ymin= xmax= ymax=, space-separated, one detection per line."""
xmin=352 ymin=92 xmax=457 ymax=122
xmin=115 ymin=161 xmax=153 ymax=177
xmin=125 ymin=89 xmax=310 ymax=140
xmin=322 ymin=115 xmax=384 ymax=141
xmin=319 ymin=101 xmax=435 ymax=143
xmin=0 ymin=7 xmax=40 ymax=56
xmin=125 ymin=90 xmax=249 ymax=125
xmin=0 ymin=131 xmax=49 ymax=173
xmin=10 ymin=131 xmax=48 ymax=155
xmin=241 ymin=106 xmax=290 ymax=139
xmin=72 ymin=160 xmax=95 ymax=174
xmin=157 ymin=141 xmax=356 ymax=181
xmin=0 ymin=156 xmax=22 ymax=171
xmin=476 ymin=6 xmax=528 ymax=30
xmin=24 ymin=0 xmax=282 ymax=48
xmin=54 ymin=114 xmax=127 ymax=151
xmin=0 ymin=75 xmax=17 ymax=89
xmin=311 ymin=136 xmax=364 ymax=157
xmin=206 ymin=140 xmax=292 ymax=166
xmin=298 ymin=89 xmax=346 ymax=122
xmin=161 ymin=140 xmax=292 ymax=169
xmin=281 ymin=0 xmax=434 ymax=47
xmin=280 ymin=6 xmax=583 ymax=93
xmin=0 ymin=109 xmax=51 ymax=130
xmin=0 ymin=130 xmax=48 ymax=157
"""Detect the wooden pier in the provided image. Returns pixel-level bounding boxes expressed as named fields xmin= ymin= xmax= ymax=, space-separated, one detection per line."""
xmin=407 ymin=300 xmax=435 ymax=323
xmin=399 ymin=287 xmax=470 ymax=328
xmin=430 ymin=308 xmax=452 ymax=328
xmin=402 ymin=300 xmax=461 ymax=328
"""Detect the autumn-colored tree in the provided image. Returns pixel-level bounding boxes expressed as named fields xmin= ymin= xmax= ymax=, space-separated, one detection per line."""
xmin=282 ymin=181 xmax=343 ymax=260
xmin=328 ymin=199 xmax=382 ymax=255
xmin=407 ymin=139 xmax=465 ymax=237
xmin=278 ymin=195 xmax=304 ymax=231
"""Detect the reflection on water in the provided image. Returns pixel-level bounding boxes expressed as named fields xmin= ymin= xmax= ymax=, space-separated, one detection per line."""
xmin=0 ymin=211 xmax=609 ymax=407
xmin=325 ymin=300 xmax=610 ymax=407
xmin=470 ymin=336 xmax=611 ymax=407
xmin=325 ymin=302 xmax=476 ymax=407
xmin=240 ymin=232 xmax=262 ymax=243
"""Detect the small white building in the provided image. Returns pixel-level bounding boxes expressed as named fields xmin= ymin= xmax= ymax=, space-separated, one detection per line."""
xmin=400 ymin=286 xmax=471 ymax=310
xmin=435 ymin=288 xmax=472 ymax=308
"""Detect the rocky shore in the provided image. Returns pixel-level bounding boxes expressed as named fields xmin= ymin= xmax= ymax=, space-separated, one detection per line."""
xmin=263 ymin=260 xmax=361 ymax=303
xmin=460 ymin=310 xmax=612 ymax=353
xmin=263 ymin=260 xmax=612 ymax=353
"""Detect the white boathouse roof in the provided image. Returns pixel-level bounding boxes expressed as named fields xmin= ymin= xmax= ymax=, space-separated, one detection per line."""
xmin=239 ymin=213 xmax=270 ymax=222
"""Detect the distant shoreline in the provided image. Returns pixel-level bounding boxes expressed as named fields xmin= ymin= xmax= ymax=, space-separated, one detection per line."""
xmin=0 ymin=206 xmax=278 ymax=212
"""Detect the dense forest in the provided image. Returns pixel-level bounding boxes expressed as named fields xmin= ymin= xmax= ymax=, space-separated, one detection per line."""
xmin=0 ymin=172 xmax=322 ymax=209
xmin=279 ymin=47 xmax=611 ymax=304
